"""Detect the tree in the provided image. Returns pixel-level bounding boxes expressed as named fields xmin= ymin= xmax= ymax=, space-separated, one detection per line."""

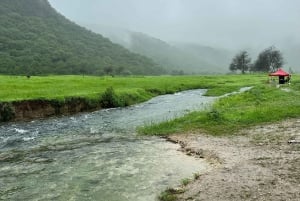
xmin=252 ymin=46 xmax=284 ymax=72
xmin=115 ymin=66 xmax=125 ymax=75
xmin=103 ymin=66 xmax=114 ymax=75
xmin=229 ymin=51 xmax=251 ymax=74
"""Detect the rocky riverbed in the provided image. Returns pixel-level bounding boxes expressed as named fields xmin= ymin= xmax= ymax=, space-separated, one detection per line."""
xmin=168 ymin=118 xmax=300 ymax=201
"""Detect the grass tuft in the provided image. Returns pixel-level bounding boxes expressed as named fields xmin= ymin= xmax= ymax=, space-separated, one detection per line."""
xmin=181 ymin=178 xmax=191 ymax=186
xmin=158 ymin=187 xmax=184 ymax=201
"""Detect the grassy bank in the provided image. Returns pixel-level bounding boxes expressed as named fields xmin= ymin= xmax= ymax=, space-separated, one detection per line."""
xmin=0 ymin=74 xmax=267 ymax=122
xmin=0 ymin=74 xmax=276 ymax=122
xmin=139 ymin=75 xmax=300 ymax=136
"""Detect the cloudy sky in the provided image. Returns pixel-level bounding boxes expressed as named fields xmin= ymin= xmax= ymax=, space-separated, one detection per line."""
xmin=49 ymin=0 xmax=300 ymax=49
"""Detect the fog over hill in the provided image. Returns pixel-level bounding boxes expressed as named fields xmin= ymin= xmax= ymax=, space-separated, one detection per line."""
xmin=83 ymin=24 xmax=233 ymax=74
xmin=49 ymin=0 xmax=300 ymax=72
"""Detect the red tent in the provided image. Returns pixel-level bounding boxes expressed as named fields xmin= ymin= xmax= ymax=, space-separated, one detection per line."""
xmin=269 ymin=68 xmax=291 ymax=84
xmin=269 ymin=68 xmax=289 ymax=76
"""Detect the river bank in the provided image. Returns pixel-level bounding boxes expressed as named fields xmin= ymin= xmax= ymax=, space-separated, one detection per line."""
xmin=0 ymin=89 xmax=214 ymax=201
xmin=0 ymin=74 xmax=267 ymax=123
xmin=0 ymin=98 xmax=100 ymax=122
xmin=165 ymin=118 xmax=300 ymax=201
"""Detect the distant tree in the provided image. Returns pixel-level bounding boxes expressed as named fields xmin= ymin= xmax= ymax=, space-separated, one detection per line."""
xmin=79 ymin=68 xmax=87 ymax=77
xmin=229 ymin=51 xmax=251 ymax=74
xmin=115 ymin=66 xmax=125 ymax=75
xmin=171 ymin=70 xmax=185 ymax=75
xmin=252 ymin=46 xmax=284 ymax=72
xmin=121 ymin=70 xmax=132 ymax=76
xmin=103 ymin=66 xmax=114 ymax=75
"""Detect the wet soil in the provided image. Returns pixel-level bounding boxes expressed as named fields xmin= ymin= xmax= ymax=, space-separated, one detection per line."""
xmin=168 ymin=118 xmax=300 ymax=201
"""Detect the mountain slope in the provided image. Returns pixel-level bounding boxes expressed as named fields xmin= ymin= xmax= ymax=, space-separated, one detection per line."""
xmin=85 ymin=24 xmax=232 ymax=74
xmin=0 ymin=0 xmax=164 ymax=75
xmin=129 ymin=32 xmax=219 ymax=74
xmin=172 ymin=43 xmax=234 ymax=71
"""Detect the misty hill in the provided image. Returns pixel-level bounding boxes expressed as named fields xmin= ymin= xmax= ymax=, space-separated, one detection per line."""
xmin=84 ymin=24 xmax=233 ymax=74
xmin=0 ymin=0 xmax=164 ymax=75
xmin=128 ymin=33 xmax=229 ymax=74
xmin=281 ymin=44 xmax=300 ymax=72
xmin=172 ymin=43 xmax=234 ymax=71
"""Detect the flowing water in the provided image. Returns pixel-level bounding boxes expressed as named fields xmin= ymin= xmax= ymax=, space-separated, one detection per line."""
xmin=0 ymin=89 xmax=215 ymax=201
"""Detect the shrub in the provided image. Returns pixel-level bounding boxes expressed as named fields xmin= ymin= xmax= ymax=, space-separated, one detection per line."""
xmin=207 ymin=109 xmax=223 ymax=122
xmin=49 ymin=99 xmax=64 ymax=115
xmin=0 ymin=102 xmax=15 ymax=122
xmin=85 ymin=98 xmax=100 ymax=109
xmin=100 ymin=87 xmax=120 ymax=108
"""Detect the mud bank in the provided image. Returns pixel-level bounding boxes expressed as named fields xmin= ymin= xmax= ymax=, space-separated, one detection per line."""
xmin=0 ymin=98 xmax=100 ymax=122
xmin=165 ymin=119 xmax=300 ymax=201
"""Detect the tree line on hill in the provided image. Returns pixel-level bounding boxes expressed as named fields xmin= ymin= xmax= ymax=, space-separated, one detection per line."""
xmin=229 ymin=46 xmax=285 ymax=74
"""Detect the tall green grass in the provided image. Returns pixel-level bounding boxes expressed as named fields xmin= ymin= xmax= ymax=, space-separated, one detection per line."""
xmin=0 ymin=74 xmax=266 ymax=102
xmin=139 ymin=75 xmax=300 ymax=136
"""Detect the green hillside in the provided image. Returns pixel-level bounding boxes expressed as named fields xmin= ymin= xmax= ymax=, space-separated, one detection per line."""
xmin=0 ymin=0 xmax=164 ymax=75
xmin=83 ymin=24 xmax=233 ymax=74
xmin=129 ymin=32 xmax=229 ymax=74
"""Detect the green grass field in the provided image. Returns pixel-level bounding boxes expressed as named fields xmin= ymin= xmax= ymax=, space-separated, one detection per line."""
xmin=139 ymin=74 xmax=300 ymax=136
xmin=2 ymin=74 xmax=299 ymax=134
xmin=0 ymin=74 xmax=266 ymax=102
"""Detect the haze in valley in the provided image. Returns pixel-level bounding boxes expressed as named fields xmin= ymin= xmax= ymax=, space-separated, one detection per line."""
xmin=49 ymin=0 xmax=300 ymax=72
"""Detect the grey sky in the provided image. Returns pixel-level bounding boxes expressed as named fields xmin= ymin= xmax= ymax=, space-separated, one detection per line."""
xmin=48 ymin=0 xmax=300 ymax=49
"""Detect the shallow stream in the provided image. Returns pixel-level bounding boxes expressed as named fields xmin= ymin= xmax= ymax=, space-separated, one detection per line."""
xmin=0 ymin=89 xmax=215 ymax=201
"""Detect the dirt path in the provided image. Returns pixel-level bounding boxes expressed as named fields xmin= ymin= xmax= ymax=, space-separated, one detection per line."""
xmin=168 ymin=118 xmax=300 ymax=201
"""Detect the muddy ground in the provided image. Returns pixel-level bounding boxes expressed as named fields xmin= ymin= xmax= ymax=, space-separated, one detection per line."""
xmin=168 ymin=118 xmax=300 ymax=201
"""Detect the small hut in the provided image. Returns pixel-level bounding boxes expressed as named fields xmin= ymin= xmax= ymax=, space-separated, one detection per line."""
xmin=269 ymin=68 xmax=291 ymax=84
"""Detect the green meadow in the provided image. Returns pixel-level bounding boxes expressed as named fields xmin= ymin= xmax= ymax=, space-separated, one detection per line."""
xmin=139 ymin=74 xmax=300 ymax=136
xmin=1 ymin=74 xmax=299 ymax=135
xmin=0 ymin=74 xmax=264 ymax=102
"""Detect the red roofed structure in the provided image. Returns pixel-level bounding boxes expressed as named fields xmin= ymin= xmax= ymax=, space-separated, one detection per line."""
xmin=269 ymin=68 xmax=291 ymax=84
xmin=269 ymin=68 xmax=290 ymax=76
